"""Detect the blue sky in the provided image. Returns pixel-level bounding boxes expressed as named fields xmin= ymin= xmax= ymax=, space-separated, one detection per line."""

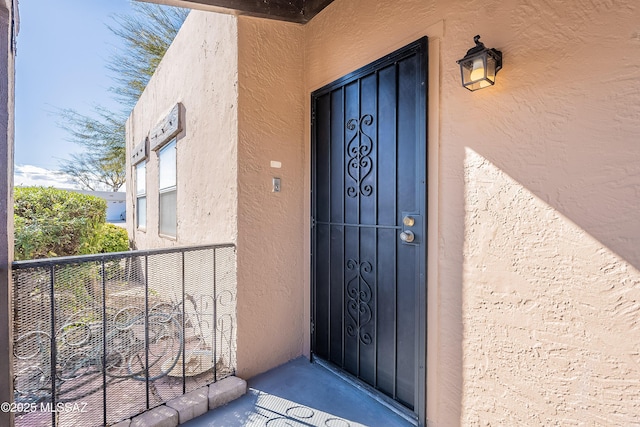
xmin=15 ymin=0 xmax=133 ymax=186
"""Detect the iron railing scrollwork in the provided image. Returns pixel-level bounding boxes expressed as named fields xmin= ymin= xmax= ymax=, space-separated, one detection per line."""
xmin=346 ymin=114 xmax=375 ymax=198
xmin=345 ymin=259 xmax=373 ymax=346
xmin=12 ymin=244 xmax=237 ymax=427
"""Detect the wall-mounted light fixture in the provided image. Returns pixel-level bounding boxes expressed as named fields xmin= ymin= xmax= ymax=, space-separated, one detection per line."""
xmin=457 ymin=35 xmax=502 ymax=91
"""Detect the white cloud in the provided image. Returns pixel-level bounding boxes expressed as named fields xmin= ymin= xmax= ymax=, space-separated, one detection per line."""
xmin=14 ymin=164 xmax=81 ymax=189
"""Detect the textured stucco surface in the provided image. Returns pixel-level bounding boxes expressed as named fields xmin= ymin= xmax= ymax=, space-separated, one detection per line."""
xmin=464 ymin=149 xmax=640 ymax=425
xmin=126 ymin=10 xmax=238 ymax=248
xmin=304 ymin=0 xmax=640 ymax=425
xmin=236 ymin=16 xmax=306 ymax=379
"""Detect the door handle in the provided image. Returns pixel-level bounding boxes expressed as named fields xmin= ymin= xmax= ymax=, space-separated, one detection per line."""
xmin=400 ymin=230 xmax=415 ymax=243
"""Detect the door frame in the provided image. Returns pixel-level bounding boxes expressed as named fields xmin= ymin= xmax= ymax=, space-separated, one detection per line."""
xmin=310 ymin=37 xmax=428 ymax=426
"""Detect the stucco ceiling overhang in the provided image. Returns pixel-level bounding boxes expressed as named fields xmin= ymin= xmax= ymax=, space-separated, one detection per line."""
xmin=139 ymin=0 xmax=335 ymax=23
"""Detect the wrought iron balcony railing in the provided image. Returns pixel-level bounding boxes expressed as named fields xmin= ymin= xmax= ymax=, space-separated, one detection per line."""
xmin=11 ymin=244 xmax=236 ymax=427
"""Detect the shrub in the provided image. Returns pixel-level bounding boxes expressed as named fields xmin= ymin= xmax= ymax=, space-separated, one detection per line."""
xmin=97 ymin=223 xmax=129 ymax=253
xmin=14 ymin=187 xmax=107 ymax=260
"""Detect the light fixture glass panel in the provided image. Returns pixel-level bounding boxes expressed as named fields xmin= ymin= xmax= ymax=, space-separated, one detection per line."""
xmin=485 ymin=55 xmax=497 ymax=83
xmin=469 ymin=56 xmax=486 ymax=82
xmin=461 ymin=60 xmax=473 ymax=85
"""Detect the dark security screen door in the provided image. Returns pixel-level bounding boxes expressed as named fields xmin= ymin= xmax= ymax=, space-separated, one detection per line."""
xmin=311 ymin=38 xmax=427 ymax=417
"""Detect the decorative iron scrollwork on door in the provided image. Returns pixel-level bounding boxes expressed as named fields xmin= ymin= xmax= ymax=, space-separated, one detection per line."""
xmin=346 ymin=114 xmax=374 ymax=198
xmin=346 ymin=259 xmax=373 ymax=345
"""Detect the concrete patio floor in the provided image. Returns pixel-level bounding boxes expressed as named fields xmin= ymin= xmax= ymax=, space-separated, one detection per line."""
xmin=183 ymin=357 xmax=415 ymax=427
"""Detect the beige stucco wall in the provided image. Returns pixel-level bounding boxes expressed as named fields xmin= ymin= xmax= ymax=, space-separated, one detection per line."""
xmin=126 ymin=10 xmax=238 ymax=248
xmin=236 ymin=16 xmax=306 ymax=378
xmin=303 ymin=0 xmax=640 ymax=425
